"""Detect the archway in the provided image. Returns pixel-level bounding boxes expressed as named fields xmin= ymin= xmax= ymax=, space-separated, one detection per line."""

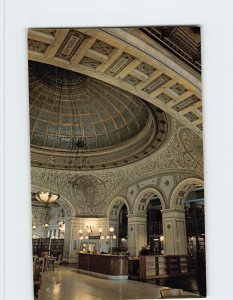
xmin=184 ymin=185 xmax=205 ymax=277
xmin=106 ymin=196 xmax=130 ymax=253
xmin=170 ymin=177 xmax=203 ymax=209
xmin=31 ymin=185 xmax=77 ymax=258
xmin=170 ymin=178 xmax=205 ymax=276
xmin=147 ymin=197 xmax=163 ymax=254
xmin=131 ymin=187 xmax=166 ymax=256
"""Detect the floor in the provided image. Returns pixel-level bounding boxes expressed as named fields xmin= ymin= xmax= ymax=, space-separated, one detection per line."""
xmin=37 ymin=267 xmax=199 ymax=300
xmin=147 ymin=275 xmax=206 ymax=297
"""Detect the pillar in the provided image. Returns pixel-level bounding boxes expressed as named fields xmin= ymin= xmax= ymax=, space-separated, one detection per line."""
xmin=127 ymin=214 xmax=147 ymax=257
xmin=62 ymin=217 xmax=80 ymax=264
xmin=162 ymin=208 xmax=187 ymax=255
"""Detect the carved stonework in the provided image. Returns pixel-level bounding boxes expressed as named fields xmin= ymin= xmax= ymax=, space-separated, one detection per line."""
xmin=31 ymin=118 xmax=203 ymax=216
xmin=91 ymin=40 xmax=114 ymax=56
xmin=79 ymin=56 xmax=102 ymax=69
xmin=157 ymin=93 xmax=173 ymax=104
xmin=184 ymin=112 xmax=198 ymax=122
xmin=28 ymin=39 xmax=48 ymax=53
xmin=172 ymin=95 xmax=200 ymax=112
xmin=67 ymin=175 xmax=106 ymax=212
xmin=55 ymin=30 xmax=86 ymax=61
xmin=170 ymin=83 xmax=187 ymax=95
xmin=142 ymin=74 xmax=171 ymax=94
xmin=105 ymin=52 xmax=135 ymax=77
xmin=136 ymin=62 xmax=156 ymax=76
xmin=123 ymin=74 xmax=141 ymax=86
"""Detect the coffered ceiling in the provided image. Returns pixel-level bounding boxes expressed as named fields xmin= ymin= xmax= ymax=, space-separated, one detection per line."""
xmin=28 ymin=27 xmax=202 ymax=138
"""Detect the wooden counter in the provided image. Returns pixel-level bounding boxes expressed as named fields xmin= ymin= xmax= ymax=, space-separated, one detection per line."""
xmin=77 ymin=253 xmax=128 ymax=279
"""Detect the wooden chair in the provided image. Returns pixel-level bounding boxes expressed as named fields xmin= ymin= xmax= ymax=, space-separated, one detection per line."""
xmin=160 ymin=288 xmax=184 ymax=298
xmin=44 ymin=257 xmax=57 ymax=271
xmin=54 ymin=255 xmax=62 ymax=271
xmin=33 ymin=259 xmax=42 ymax=299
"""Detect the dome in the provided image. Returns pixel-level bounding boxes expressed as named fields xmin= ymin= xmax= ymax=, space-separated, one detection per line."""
xmin=29 ymin=61 xmax=169 ymax=170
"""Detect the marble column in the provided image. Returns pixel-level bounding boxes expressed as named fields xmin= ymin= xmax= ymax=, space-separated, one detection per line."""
xmin=127 ymin=214 xmax=147 ymax=257
xmin=62 ymin=217 xmax=80 ymax=264
xmin=161 ymin=208 xmax=187 ymax=255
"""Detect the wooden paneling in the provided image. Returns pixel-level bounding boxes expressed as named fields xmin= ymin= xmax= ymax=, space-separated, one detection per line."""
xmin=77 ymin=253 xmax=128 ymax=276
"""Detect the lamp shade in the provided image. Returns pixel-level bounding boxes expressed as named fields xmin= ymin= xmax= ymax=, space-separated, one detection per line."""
xmin=36 ymin=192 xmax=60 ymax=204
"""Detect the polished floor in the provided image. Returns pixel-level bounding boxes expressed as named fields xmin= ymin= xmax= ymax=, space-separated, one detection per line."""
xmin=37 ymin=267 xmax=198 ymax=300
xmin=147 ymin=275 xmax=206 ymax=297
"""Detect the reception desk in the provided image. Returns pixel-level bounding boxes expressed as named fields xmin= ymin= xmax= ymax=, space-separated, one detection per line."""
xmin=77 ymin=253 xmax=128 ymax=279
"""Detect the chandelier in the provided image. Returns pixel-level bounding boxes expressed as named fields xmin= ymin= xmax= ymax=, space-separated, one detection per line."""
xmin=35 ymin=191 xmax=60 ymax=204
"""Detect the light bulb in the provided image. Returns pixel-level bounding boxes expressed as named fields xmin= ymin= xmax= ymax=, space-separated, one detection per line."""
xmin=160 ymin=236 xmax=164 ymax=242
xmin=109 ymin=227 xmax=114 ymax=232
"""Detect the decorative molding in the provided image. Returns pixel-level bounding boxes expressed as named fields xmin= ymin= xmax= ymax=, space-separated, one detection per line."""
xmin=28 ymin=39 xmax=48 ymax=53
xmin=79 ymin=56 xmax=102 ymax=69
xmin=123 ymin=74 xmax=141 ymax=86
xmin=105 ymin=52 xmax=135 ymax=77
xmin=142 ymin=74 xmax=171 ymax=94
xmin=55 ymin=30 xmax=86 ymax=61
xmin=135 ymin=62 xmax=156 ymax=76
xmin=91 ymin=39 xmax=114 ymax=56
xmin=172 ymin=95 xmax=200 ymax=112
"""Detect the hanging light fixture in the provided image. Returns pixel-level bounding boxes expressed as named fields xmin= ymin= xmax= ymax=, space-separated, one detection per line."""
xmin=35 ymin=191 xmax=60 ymax=204
xmin=42 ymin=206 xmax=49 ymax=228
xmin=57 ymin=207 xmax=65 ymax=225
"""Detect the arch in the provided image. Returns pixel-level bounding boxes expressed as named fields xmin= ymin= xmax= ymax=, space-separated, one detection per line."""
xmin=106 ymin=196 xmax=131 ymax=218
xmin=170 ymin=177 xmax=204 ymax=209
xmin=31 ymin=184 xmax=77 ymax=217
xmin=133 ymin=187 xmax=166 ymax=215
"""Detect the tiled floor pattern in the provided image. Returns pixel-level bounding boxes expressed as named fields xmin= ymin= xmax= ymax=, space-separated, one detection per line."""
xmin=37 ymin=267 xmax=199 ymax=300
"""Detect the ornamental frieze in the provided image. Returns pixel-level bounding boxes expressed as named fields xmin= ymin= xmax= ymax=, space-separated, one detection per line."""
xmin=31 ymin=120 xmax=203 ymax=215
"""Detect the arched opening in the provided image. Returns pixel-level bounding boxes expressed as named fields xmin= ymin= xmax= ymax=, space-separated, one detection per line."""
xmin=32 ymin=192 xmax=67 ymax=258
xmin=118 ymin=204 xmax=128 ymax=251
xmin=133 ymin=188 xmax=165 ymax=256
xmin=107 ymin=197 xmax=130 ymax=254
xmin=147 ymin=197 xmax=163 ymax=254
xmin=185 ymin=186 xmax=205 ymax=271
